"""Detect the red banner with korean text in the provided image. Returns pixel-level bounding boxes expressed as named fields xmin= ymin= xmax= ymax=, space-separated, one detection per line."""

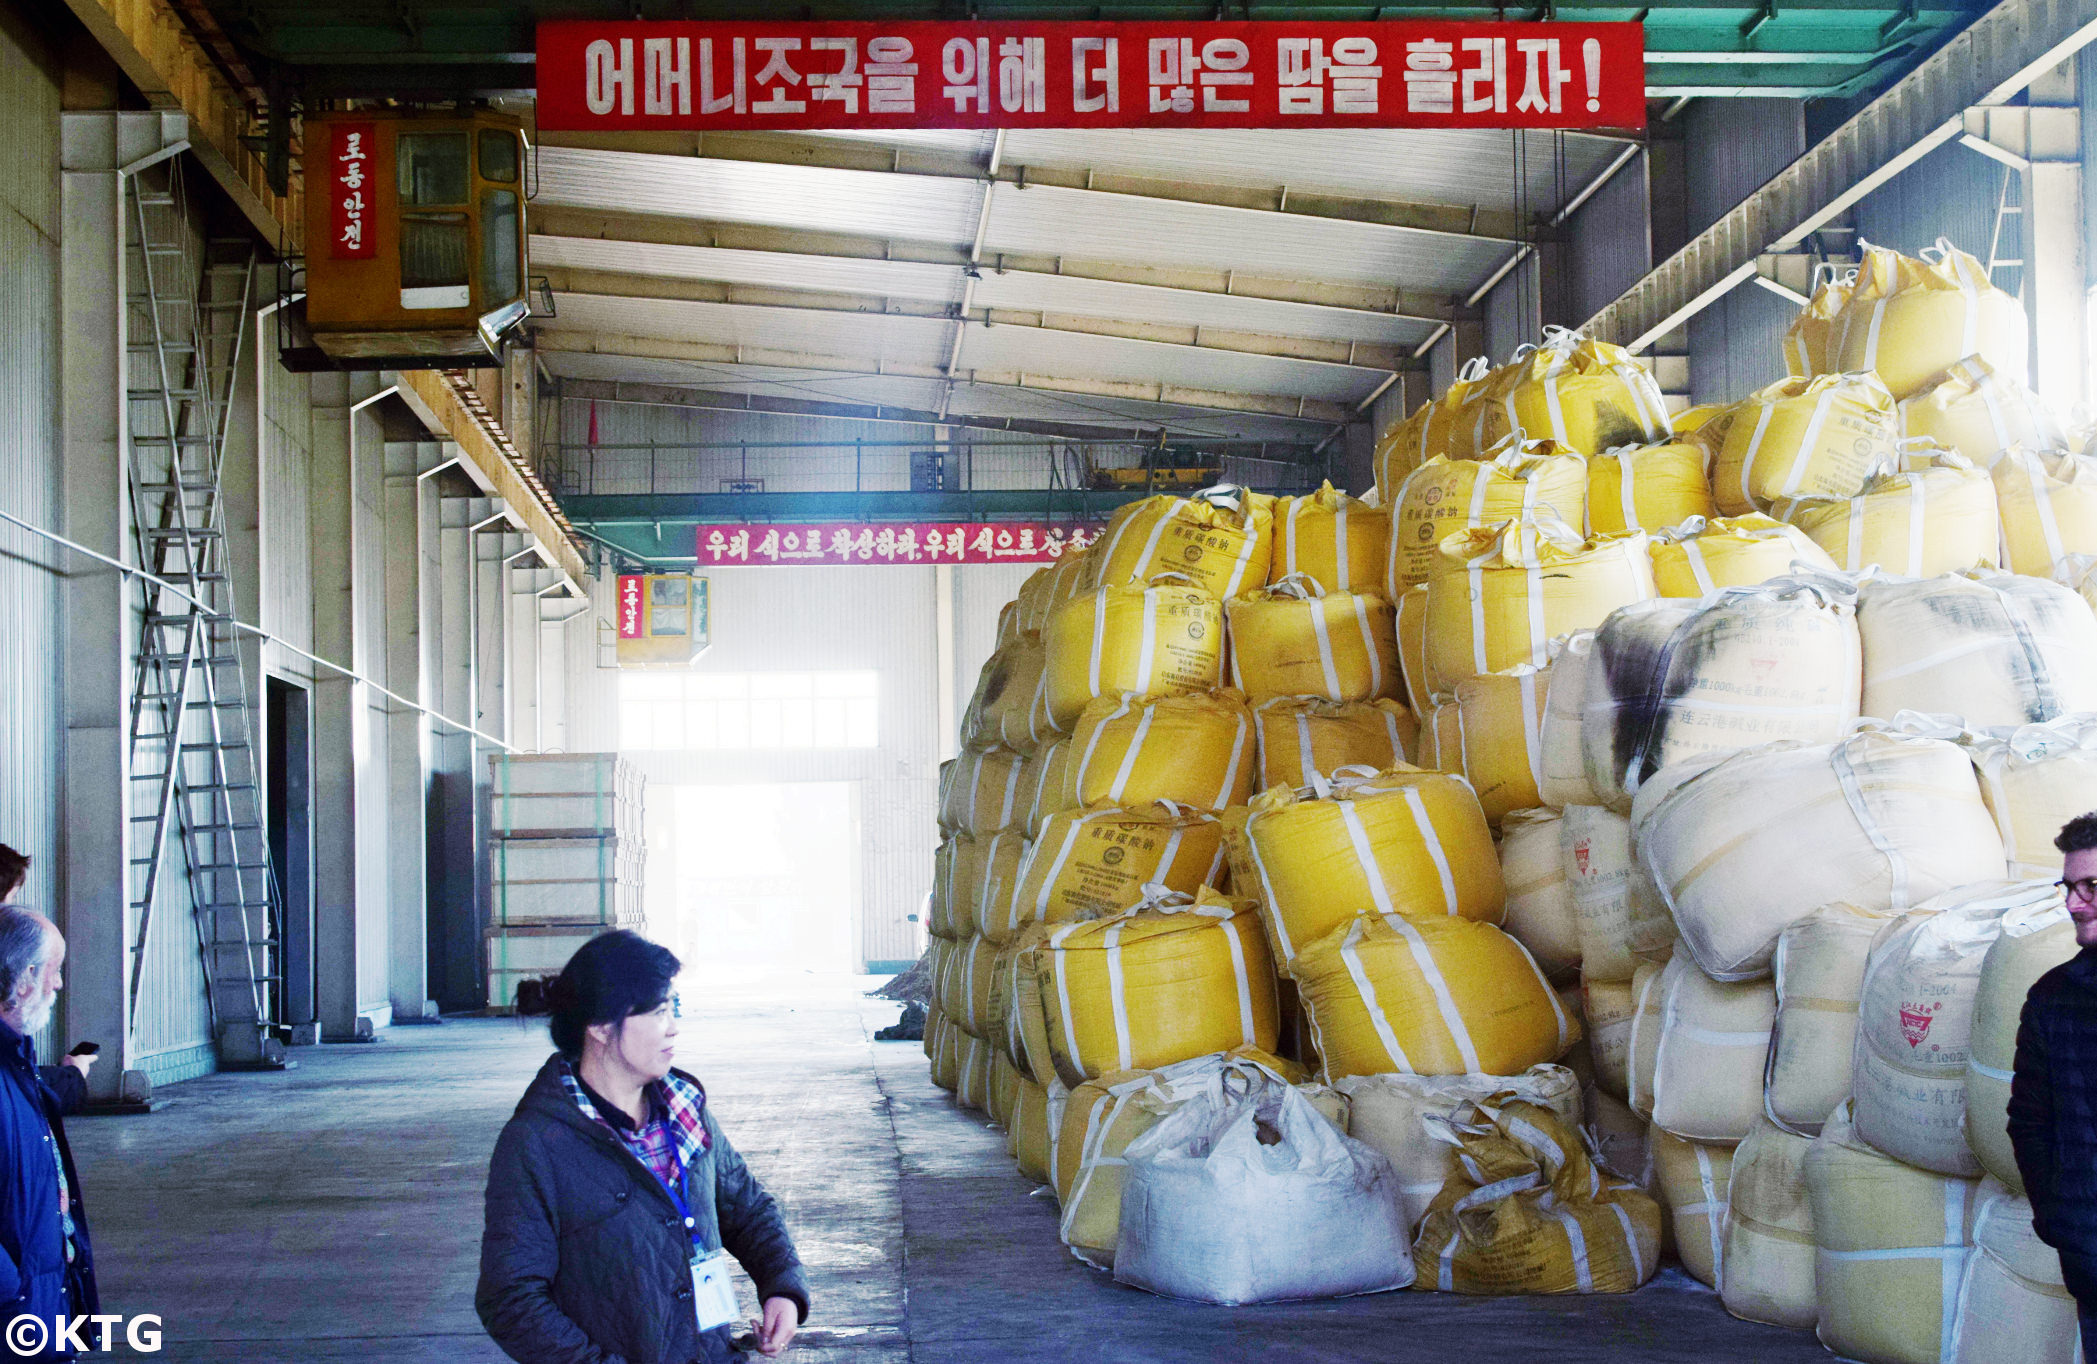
xmin=696 ymin=522 xmax=1098 ymax=567
xmin=616 ymin=574 xmax=646 ymax=638
xmin=329 ymin=121 xmax=376 ymax=259
xmin=536 ymin=21 xmax=1645 ymax=132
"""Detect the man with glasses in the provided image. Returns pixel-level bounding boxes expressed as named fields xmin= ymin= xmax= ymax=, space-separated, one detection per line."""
xmin=2010 ymin=812 xmax=2097 ymax=1358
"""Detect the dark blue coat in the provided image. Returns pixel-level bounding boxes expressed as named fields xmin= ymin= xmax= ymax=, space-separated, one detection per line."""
xmin=0 ymin=1020 xmax=97 ymax=1358
xmin=2009 ymin=946 xmax=2097 ymax=1295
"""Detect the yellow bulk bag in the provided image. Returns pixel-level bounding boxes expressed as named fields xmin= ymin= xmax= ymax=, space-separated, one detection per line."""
xmin=1440 ymin=667 xmax=1548 ymax=828
xmin=1537 ymin=632 xmax=1601 ymax=808
xmin=1037 ymin=889 xmax=1278 ymax=1088
xmin=988 ymin=1046 xmax=1023 ymax=1128
xmin=1006 ymin=803 xmax=1226 ymax=937
xmin=957 ymin=1030 xmax=993 ymax=1111
xmin=1783 ymin=454 xmax=2000 ymax=577
xmin=945 ymin=933 xmax=1000 ymax=1038
xmin=1645 ymin=954 xmax=1776 ymax=1143
xmin=1015 ymin=547 xmax=1092 ymax=635
xmin=1395 ymin=585 xmax=1432 ymax=715
xmin=1857 ymin=572 xmax=2097 ymax=728
xmin=927 ymin=1009 xmax=961 ymax=1091
xmin=1652 ymin=1128 xmax=1735 ymax=1290
xmin=1251 ymin=696 xmax=1417 ymax=792
xmin=1966 ymin=895 xmax=2077 ymax=1192
xmin=1723 ymin=1117 xmax=1820 ymax=1329
xmin=998 ymin=927 xmax=1065 ymax=1087
xmin=1294 ymin=910 xmax=1576 ymax=1081
xmin=1832 ymin=238 xmax=2029 ymax=400
xmin=1042 ymin=581 xmax=1225 ymax=730
xmin=1948 ymin=1185 xmax=2081 ymax=1364
xmin=1064 ymin=691 xmax=1255 ymax=815
xmin=939 ymin=836 xmax=1002 ymax=940
xmin=1588 ymin=443 xmax=1717 ymax=535
xmin=1374 ymin=358 xmax=1499 ymax=500
xmin=1808 ymin=1101 xmax=1982 ymax=1364
xmin=1236 ymin=765 xmax=1504 ymax=966
xmin=1413 ymin=1097 xmax=1661 ymax=1294
xmin=1581 ymin=577 xmax=1863 ymax=813
xmin=929 ymin=840 xmax=967 ymax=939
xmin=1786 ymin=269 xmax=1855 ymax=378
xmin=1901 ymin=356 xmax=2060 ymax=468
xmin=1854 ymin=881 xmax=2056 ymax=1177
xmin=1224 ymin=576 xmax=1399 ymax=705
xmin=1968 ymin=718 xmax=2097 ymax=879
xmin=1648 ymin=514 xmax=1837 ymax=597
xmin=1088 ymin=486 xmax=1274 ymax=601
xmin=1994 ymin=445 xmax=2097 ymax=576
xmin=1387 ymin=440 xmax=1590 ymax=592
xmin=1559 ymin=803 xmax=1674 ymax=983
xmin=1270 ymin=482 xmax=1389 ymax=597
xmin=968 ymin=829 xmax=1030 ymax=946
xmin=1768 ymin=903 xmax=1893 ymax=1137
xmin=1018 ymin=738 xmax=1071 ymax=839
xmin=938 ymin=747 xmax=1029 ymax=837
xmin=1461 ymin=329 xmax=1672 ymax=458
xmin=960 ymin=635 xmax=1049 ymax=752
xmin=1499 ymin=809 xmax=1581 ymax=980
xmin=1631 ymin=725 xmax=2008 ymax=981
xmin=1373 ymin=402 xmax=1432 ymax=503
xmin=1712 ymin=372 xmax=1901 ymax=516
xmin=1422 ymin=517 xmax=1655 ymax=698
xmin=1335 ymin=1065 xmax=1582 ymax=1232
xmin=1583 ymin=974 xmax=1637 ymax=1099
xmin=1007 ymin=1074 xmax=1066 ymax=1184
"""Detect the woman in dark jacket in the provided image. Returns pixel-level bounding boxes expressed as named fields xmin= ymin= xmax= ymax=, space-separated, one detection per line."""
xmin=477 ymin=931 xmax=809 ymax=1364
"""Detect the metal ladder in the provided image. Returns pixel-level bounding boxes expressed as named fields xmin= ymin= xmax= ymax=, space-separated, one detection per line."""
xmin=1985 ymin=163 xmax=2026 ymax=299
xmin=120 ymin=157 xmax=284 ymax=1069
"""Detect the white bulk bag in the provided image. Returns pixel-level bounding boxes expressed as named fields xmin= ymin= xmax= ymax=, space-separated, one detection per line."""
xmin=1853 ymin=880 xmax=2058 ymax=1177
xmin=1947 ymin=1183 xmax=2082 ymax=1364
xmin=1767 ymin=902 xmax=1893 ymax=1136
xmin=1633 ymin=724 xmax=2007 ymax=981
xmin=1537 ymin=631 xmax=1602 ymax=808
xmin=1646 ymin=954 xmax=1776 ymax=1143
xmin=1967 ymin=894 xmax=2078 ymax=1192
xmin=1499 ymin=809 xmax=1582 ymax=980
xmin=1560 ymin=804 xmax=1674 ymax=982
xmin=1651 ymin=1128 xmax=1735 ymax=1290
xmin=1722 ymin=1117 xmax=1821 ymax=1330
xmin=1115 ymin=1072 xmax=1414 ymax=1304
xmin=1967 ymin=716 xmax=2097 ymax=878
xmin=1858 ymin=572 xmax=2097 ymax=729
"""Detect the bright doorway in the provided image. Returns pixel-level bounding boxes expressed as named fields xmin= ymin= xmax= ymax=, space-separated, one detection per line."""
xmin=644 ymin=782 xmax=860 ymax=980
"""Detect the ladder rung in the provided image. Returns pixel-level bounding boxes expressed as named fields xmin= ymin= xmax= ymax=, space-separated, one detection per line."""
xmin=131 ymin=434 xmax=216 ymax=446
xmin=145 ymin=527 xmax=222 ymax=540
xmin=184 ymin=700 xmax=245 ymax=711
xmin=189 ymin=821 xmax=262 ymax=833
xmin=182 ymin=741 xmax=249 ymax=752
xmin=135 ymin=481 xmax=216 ymax=492
xmin=133 ymin=193 xmax=174 ymax=207
xmin=185 ymin=782 xmax=256 ymax=792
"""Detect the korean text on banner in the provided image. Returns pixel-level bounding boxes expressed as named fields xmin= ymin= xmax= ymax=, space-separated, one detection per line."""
xmin=695 ymin=522 xmax=1099 ymax=567
xmin=331 ymin=121 xmax=375 ymax=259
xmin=616 ymin=575 xmax=646 ymax=639
xmin=536 ymin=21 xmax=1647 ymax=132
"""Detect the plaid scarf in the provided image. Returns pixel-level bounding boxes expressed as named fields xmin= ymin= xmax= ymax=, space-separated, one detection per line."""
xmin=560 ymin=1059 xmax=710 ymax=1193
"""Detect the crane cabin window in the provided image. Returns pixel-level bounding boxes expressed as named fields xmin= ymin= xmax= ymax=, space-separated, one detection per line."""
xmin=397 ymin=132 xmax=471 ymax=309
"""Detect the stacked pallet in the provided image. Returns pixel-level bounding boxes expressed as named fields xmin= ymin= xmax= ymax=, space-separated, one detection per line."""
xmin=487 ymin=753 xmax=647 ymax=1010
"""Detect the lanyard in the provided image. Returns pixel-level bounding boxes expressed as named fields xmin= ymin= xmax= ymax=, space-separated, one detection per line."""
xmin=640 ymin=1142 xmax=704 ymax=1258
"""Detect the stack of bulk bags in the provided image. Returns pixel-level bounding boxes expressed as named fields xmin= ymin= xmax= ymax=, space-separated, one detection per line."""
xmin=2055 ymin=551 xmax=2097 ymax=616
xmin=1807 ymin=1101 xmax=1982 ymax=1364
xmin=1857 ymin=572 xmax=2097 ymax=726
xmin=1421 ymin=516 xmax=1655 ymax=698
xmin=1560 ymin=804 xmax=1675 ymax=982
xmin=1632 ymin=725 xmax=2008 ymax=981
xmin=1034 ymin=888 xmax=1278 ymax=1089
xmin=937 ymin=748 xmax=1029 ymax=839
xmin=1723 ymin=1117 xmax=1821 ymax=1328
xmin=1386 ymin=439 xmax=1589 ymax=595
xmin=1292 ymin=910 xmax=1576 ymax=1081
xmin=1373 ymin=357 xmax=1496 ymax=501
xmin=966 ymin=829 xmax=1030 ymax=946
xmin=1901 ymin=356 xmax=2059 ymax=468
xmin=1947 ymin=1184 xmax=2082 ymax=1364
xmin=1580 ymin=577 xmax=1863 ymax=813
xmin=1269 ymin=481 xmax=1388 ymax=597
xmin=1004 ymin=804 xmax=1226 ymax=939
xmin=1853 ymin=881 xmax=2060 ymax=1177
xmin=1781 ymin=452 xmax=2000 ymax=578
xmin=1785 ymin=268 xmax=1855 ymax=378
xmin=1018 ymin=739 xmax=1070 ymax=838
xmin=1498 ymin=809 xmax=1581 ymax=980
xmin=927 ymin=1010 xmax=962 ymax=1091
xmin=1007 ymin=1074 xmax=1067 ymax=1184
xmin=1430 ymin=667 xmax=1547 ymax=827
xmin=1251 ymin=696 xmax=1417 ymax=791
xmin=940 ymin=933 xmax=1000 ymax=1041
xmin=1224 ymin=575 xmax=1398 ymax=705
xmin=1636 ymin=954 xmax=1776 ymax=1143
xmin=1830 ymin=239 xmax=2029 ymax=400
xmin=1994 ymin=445 xmax=2097 ymax=577
xmin=1648 ymin=514 xmax=1837 ymax=598
xmin=1538 ymin=633 xmax=1601 ymax=807
xmin=1232 ymin=765 xmax=1503 ymax=965
xmin=1016 ymin=547 xmax=1093 ymax=636
xmin=1651 ymin=1128 xmax=1735 ymax=1289
xmin=936 ymin=836 xmax=994 ymax=942
xmin=1087 ymin=486 xmax=1274 ymax=601
xmin=1966 ymin=893 xmax=2077 ymax=1191
xmin=1041 ymin=579 xmax=1224 ymax=730
xmin=1335 ymin=1064 xmax=1582 ymax=1231
xmin=1767 ymin=903 xmax=1893 ymax=1136
xmin=1587 ymin=442 xmax=1717 ymax=535
xmin=1063 ymin=691 xmax=1255 ymax=815
xmin=1413 ymin=1097 xmax=1662 ymax=1294
xmin=1455 ymin=329 xmax=1672 ymax=460
xmin=960 ymin=634 xmax=1050 ymax=753
xmin=1711 ymin=372 xmax=1901 ymax=517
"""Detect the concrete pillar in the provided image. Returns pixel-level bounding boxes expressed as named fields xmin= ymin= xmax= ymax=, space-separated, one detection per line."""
xmin=380 ymin=439 xmax=446 ymax=1021
xmin=431 ymin=496 xmax=492 ymax=1010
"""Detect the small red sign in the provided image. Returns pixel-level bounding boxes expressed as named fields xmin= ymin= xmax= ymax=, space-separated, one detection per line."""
xmin=536 ymin=21 xmax=1647 ymax=132
xmin=329 ymin=121 xmax=376 ymax=260
xmin=1899 ymin=1002 xmax=1938 ymax=1048
xmin=617 ymin=574 xmax=645 ymax=638
xmin=695 ymin=521 xmax=1097 ymax=567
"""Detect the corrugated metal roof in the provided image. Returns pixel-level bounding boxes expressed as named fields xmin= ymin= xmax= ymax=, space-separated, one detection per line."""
xmin=999 ymin=128 xmax=1627 ymax=213
xmin=531 ymin=235 xmax=968 ymax=304
xmin=540 ymin=349 xmax=955 ymax=411
xmin=535 ymin=144 xmax=982 ymax=245
xmin=546 ymin=294 xmax=957 ymax=370
xmin=981 ymin=181 xmax=1514 ymax=292
xmin=943 ymin=379 xmax=1332 ymax=439
xmin=959 ymin=321 xmax=1387 ymax=403
xmin=971 ymin=268 xmax=1436 ymax=346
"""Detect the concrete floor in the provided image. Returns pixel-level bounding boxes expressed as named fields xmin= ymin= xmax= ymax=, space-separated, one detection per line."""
xmin=65 ymin=980 xmax=1832 ymax=1362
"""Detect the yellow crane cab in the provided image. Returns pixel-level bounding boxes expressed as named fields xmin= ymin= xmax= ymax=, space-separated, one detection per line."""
xmin=299 ymin=109 xmax=530 ymax=369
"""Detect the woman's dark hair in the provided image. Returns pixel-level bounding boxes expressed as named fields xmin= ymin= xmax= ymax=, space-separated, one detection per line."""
xmin=519 ymin=930 xmax=681 ymax=1057
xmin=0 ymin=845 xmax=28 ymax=901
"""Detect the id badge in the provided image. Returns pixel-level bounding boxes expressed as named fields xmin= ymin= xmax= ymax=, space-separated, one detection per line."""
xmin=690 ymin=1248 xmax=740 ymax=1332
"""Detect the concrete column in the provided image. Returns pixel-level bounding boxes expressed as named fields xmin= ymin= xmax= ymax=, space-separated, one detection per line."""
xmin=431 ymin=496 xmax=491 ymax=1009
xmin=380 ymin=439 xmax=445 ymax=1020
xmin=508 ymin=556 xmax=554 ymax=750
